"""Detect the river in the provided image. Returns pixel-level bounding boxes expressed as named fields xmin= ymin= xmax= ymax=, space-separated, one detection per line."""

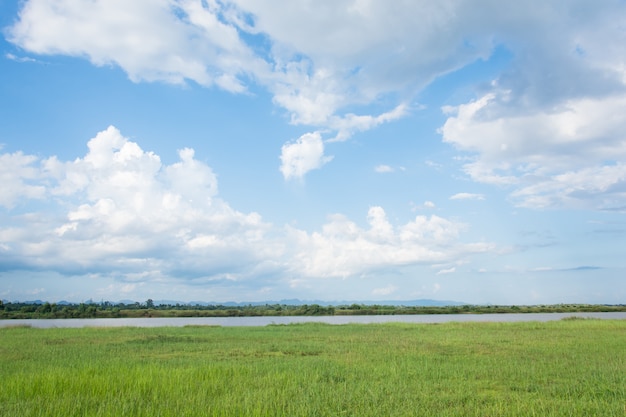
xmin=2 ymin=312 xmax=626 ymax=328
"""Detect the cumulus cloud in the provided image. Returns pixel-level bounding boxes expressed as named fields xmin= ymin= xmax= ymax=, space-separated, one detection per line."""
xmin=285 ymin=206 xmax=493 ymax=279
xmin=510 ymin=164 xmax=626 ymax=210
xmin=0 ymin=128 xmax=493 ymax=291
xmin=374 ymin=165 xmax=394 ymax=173
xmin=441 ymin=93 xmax=626 ymax=209
xmin=279 ymin=132 xmax=333 ymax=180
xmin=8 ymin=0 xmax=626 ymax=197
xmin=411 ymin=201 xmax=436 ymax=211
xmin=0 ymin=0 xmax=485 ymax=179
xmin=0 ymin=126 xmax=274 ymax=280
xmin=372 ymin=285 xmax=398 ymax=296
xmin=450 ymin=193 xmax=485 ymax=201
xmin=6 ymin=0 xmax=418 ymax=130
xmin=7 ymin=0 xmax=262 ymax=92
xmin=232 ymin=0 xmax=494 ymax=108
xmin=435 ymin=2 xmax=626 ymax=210
xmin=0 ymin=151 xmax=47 ymax=208
xmin=442 ymin=94 xmax=626 ymax=172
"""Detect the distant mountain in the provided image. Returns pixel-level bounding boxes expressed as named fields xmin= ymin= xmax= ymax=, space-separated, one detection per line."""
xmin=2 ymin=298 xmax=467 ymax=307
xmin=22 ymin=299 xmax=44 ymax=305
xmin=155 ymin=298 xmax=466 ymax=307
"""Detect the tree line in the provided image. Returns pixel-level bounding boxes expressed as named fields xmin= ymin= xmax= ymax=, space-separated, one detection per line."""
xmin=1 ymin=299 xmax=624 ymax=319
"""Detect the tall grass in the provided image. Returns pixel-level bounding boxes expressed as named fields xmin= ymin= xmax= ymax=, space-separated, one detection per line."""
xmin=1 ymin=320 xmax=624 ymax=416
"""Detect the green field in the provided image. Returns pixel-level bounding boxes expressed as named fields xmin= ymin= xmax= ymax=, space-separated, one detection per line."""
xmin=1 ymin=320 xmax=625 ymax=416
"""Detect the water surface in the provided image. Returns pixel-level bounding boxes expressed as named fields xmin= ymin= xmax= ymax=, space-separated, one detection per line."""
xmin=2 ymin=312 xmax=625 ymax=328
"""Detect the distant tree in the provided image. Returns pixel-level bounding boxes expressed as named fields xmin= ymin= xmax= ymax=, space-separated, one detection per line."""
xmin=146 ymin=299 xmax=155 ymax=309
xmin=87 ymin=305 xmax=97 ymax=317
xmin=38 ymin=302 xmax=52 ymax=314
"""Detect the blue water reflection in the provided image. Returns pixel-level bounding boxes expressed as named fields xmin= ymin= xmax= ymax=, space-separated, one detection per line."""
xmin=2 ymin=312 xmax=626 ymax=328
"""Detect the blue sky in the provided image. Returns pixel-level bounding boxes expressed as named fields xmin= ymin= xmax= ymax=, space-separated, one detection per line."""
xmin=1 ymin=0 xmax=625 ymax=304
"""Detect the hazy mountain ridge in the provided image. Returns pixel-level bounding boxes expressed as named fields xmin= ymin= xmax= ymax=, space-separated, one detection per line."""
xmin=3 ymin=298 xmax=466 ymax=307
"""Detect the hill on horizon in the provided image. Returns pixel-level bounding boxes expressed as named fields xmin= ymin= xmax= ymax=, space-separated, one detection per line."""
xmin=3 ymin=298 xmax=467 ymax=307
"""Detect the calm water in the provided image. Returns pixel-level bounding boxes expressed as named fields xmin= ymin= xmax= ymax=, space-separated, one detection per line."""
xmin=2 ymin=312 xmax=626 ymax=328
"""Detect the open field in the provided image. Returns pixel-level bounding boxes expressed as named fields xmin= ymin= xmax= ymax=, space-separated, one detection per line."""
xmin=1 ymin=320 xmax=625 ymax=416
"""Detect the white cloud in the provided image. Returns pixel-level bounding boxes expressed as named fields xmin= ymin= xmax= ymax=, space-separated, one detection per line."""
xmin=279 ymin=132 xmax=333 ymax=180
xmin=0 ymin=151 xmax=47 ymax=208
xmin=0 ymin=128 xmax=494 ymax=292
xmin=7 ymin=0 xmax=416 ymax=129
xmin=374 ymin=165 xmax=393 ymax=173
xmin=450 ymin=193 xmax=485 ymax=201
xmin=411 ymin=201 xmax=436 ymax=211
xmin=285 ymin=206 xmax=492 ymax=279
xmin=328 ymin=103 xmax=409 ymax=142
xmin=0 ymin=2 xmax=485 ymax=162
xmin=425 ymin=160 xmax=443 ymax=170
xmin=436 ymin=267 xmax=456 ymax=275
xmin=10 ymin=0 xmax=626 ymax=183
xmin=0 ymin=126 xmax=274 ymax=280
xmin=442 ymin=94 xmax=626 ymax=171
xmin=6 ymin=0 xmax=626 ymax=283
xmin=7 ymin=0 xmax=262 ymax=92
xmin=375 ymin=164 xmax=406 ymax=174
xmin=442 ymin=93 xmax=626 ymax=209
xmin=5 ymin=53 xmax=38 ymax=63
xmin=434 ymin=2 xmax=626 ymax=210
xmin=510 ymin=164 xmax=626 ymax=210
xmin=232 ymin=0 xmax=494 ymax=107
xmin=372 ymin=285 xmax=398 ymax=296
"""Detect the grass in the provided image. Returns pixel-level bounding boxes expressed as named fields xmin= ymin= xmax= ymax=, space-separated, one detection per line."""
xmin=1 ymin=320 xmax=625 ymax=416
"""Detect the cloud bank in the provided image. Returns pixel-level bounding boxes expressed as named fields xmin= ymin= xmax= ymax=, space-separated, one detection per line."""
xmin=8 ymin=0 xmax=626 ymax=209
xmin=0 ymin=127 xmax=491 ymax=297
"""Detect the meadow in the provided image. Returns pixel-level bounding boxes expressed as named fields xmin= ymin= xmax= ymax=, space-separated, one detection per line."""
xmin=1 ymin=319 xmax=624 ymax=416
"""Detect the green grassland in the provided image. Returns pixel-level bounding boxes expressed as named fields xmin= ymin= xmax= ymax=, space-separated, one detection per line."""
xmin=1 ymin=319 xmax=625 ymax=416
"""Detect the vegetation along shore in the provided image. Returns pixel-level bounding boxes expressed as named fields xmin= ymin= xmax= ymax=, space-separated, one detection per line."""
xmin=1 ymin=299 xmax=625 ymax=319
